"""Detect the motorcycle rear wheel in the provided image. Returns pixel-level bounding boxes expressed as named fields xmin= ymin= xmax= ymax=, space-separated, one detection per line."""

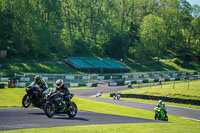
xmin=44 ymin=103 xmax=55 ymax=118
xmin=67 ymin=101 xmax=77 ymax=117
xmin=164 ymin=115 xmax=168 ymax=121
xmin=22 ymin=94 xmax=32 ymax=108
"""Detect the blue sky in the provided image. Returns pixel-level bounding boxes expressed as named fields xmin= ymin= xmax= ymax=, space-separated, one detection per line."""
xmin=187 ymin=0 xmax=200 ymax=6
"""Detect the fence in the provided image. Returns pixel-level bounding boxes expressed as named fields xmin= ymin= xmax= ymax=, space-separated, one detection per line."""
xmin=0 ymin=71 xmax=200 ymax=88
xmin=110 ymin=93 xmax=200 ymax=106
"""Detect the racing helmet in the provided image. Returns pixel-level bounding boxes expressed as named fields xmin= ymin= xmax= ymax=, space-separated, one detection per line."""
xmin=34 ymin=75 xmax=42 ymax=84
xmin=56 ymin=79 xmax=64 ymax=88
xmin=158 ymin=100 xmax=163 ymax=104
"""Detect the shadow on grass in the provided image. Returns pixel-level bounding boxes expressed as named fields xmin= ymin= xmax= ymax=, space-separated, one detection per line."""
xmin=128 ymin=61 xmax=181 ymax=72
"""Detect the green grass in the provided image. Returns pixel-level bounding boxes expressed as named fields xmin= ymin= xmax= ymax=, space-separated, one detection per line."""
xmin=1 ymin=122 xmax=200 ymax=133
xmin=1 ymin=62 xmax=82 ymax=77
xmin=0 ymin=88 xmax=200 ymax=133
xmin=0 ymin=88 xmax=24 ymax=107
xmin=101 ymin=95 xmax=200 ymax=109
xmin=0 ymin=87 xmax=90 ymax=107
xmin=127 ymin=58 xmax=198 ymax=72
xmin=130 ymin=80 xmax=188 ymax=87
xmin=1 ymin=58 xmax=200 ymax=77
xmin=121 ymin=80 xmax=200 ymax=100
xmin=69 ymin=87 xmax=91 ymax=90
xmin=102 ymin=80 xmax=200 ymax=109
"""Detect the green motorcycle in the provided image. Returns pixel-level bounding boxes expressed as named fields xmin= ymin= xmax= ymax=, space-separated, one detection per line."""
xmin=154 ymin=106 xmax=168 ymax=121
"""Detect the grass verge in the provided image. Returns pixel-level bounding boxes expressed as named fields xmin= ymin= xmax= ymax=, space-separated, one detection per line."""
xmin=0 ymin=88 xmax=200 ymax=133
xmin=102 ymin=80 xmax=200 ymax=109
xmin=122 ymin=80 xmax=200 ymax=100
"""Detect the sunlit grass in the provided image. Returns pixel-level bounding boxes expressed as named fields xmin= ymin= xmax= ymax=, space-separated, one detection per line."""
xmin=22 ymin=63 xmax=32 ymax=71
xmin=122 ymin=80 xmax=200 ymax=100
xmin=161 ymin=60 xmax=192 ymax=72
xmin=2 ymin=63 xmax=81 ymax=76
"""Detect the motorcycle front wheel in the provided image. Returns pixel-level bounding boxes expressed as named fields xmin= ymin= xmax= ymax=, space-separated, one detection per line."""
xmin=22 ymin=94 xmax=32 ymax=108
xmin=113 ymin=96 xmax=116 ymax=100
xmin=154 ymin=114 xmax=160 ymax=120
xmin=67 ymin=101 xmax=77 ymax=117
xmin=44 ymin=103 xmax=55 ymax=118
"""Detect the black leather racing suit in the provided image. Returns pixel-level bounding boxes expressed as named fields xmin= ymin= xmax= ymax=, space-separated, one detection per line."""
xmin=27 ymin=79 xmax=48 ymax=105
xmin=55 ymin=85 xmax=70 ymax=103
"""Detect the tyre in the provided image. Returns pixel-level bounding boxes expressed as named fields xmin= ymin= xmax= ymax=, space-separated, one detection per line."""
xmin=117 ymin=96 xmax=120 ymax=100
xmin=44 ymin=103 xmax=55 ymax=118
xmin=67 ymin=101 xmax=77 ymax=117
xmin=154 ymin=114 xmax=160 ymax=120
xmin=22 ymin=94 xmax=32 ymax=108
xmin=154 ymin=114 xmax=157 ymax=120
xmin=113 ymin=96 xmax=116 ymax=100
xmin=164 ymin=115 xmax=168 ymax=121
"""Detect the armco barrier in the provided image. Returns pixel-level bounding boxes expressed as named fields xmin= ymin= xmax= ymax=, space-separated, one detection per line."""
xmin=108 ymin=81 xmax=124 ymax=86
xmin=109 ymin=75 xmax=200 ymax=86
xmin=110 ymin=93 xmax=200 ymax=106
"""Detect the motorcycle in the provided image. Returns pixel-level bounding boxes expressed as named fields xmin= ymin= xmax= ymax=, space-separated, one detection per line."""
xmin=113 ymin=93 xmax=120 ymax=100
xmin=154 ymin=106 xmax=168 ymax=121
xmin=128 ymin=83 xmax=132 ymax=88
xmin=158 ymin=80 xmax=162 ymax=85
xmin=22 ymin=82 xmax=51 ymax=109
xmin=96 ymin=91 xmax=102 ymax=98
xmin=44 ymin=91 xmax=77 ymax=118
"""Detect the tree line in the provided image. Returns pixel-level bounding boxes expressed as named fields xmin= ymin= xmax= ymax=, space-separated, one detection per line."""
xmin=0 ymin=0 xmax=200 ymax=61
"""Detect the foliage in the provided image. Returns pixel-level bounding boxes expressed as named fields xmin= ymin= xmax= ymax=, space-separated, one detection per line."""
xmin=0 ymin=0 xmax=200 ymax=61
xmin=140 ymin=14 xmax=167 ymax=59
xmin=172 ymin=58 xmax=183 ymax=65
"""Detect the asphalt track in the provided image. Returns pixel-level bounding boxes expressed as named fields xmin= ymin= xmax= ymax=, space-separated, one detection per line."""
xmin=0 ymin=108 xmax=164 ymax=131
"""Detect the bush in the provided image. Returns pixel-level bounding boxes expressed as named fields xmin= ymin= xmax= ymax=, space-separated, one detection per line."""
xmin=172 ymin=58 xmax=183 ymax=65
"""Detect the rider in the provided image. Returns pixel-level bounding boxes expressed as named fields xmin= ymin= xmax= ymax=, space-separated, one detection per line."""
xmin=97 ymin=90 xmax=102 ymax=97
xmin=157 ymin=100 xmax=167 ymax=116
xmin=116 ymin=91 xmax=120 ymax=96
xmin=158 ymin=77 xmax=162 ymax=85
xmin=34 ymin=75 xmax=48 ymax=91
xmin=114 ymin=91 xmax=120 ymax=99
xmin=27 ymin=75 xmax=48 ymax=105
xmin=55 ymin=79 xmax=70 ymax=104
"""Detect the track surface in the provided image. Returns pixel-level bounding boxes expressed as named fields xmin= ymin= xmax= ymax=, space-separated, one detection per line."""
xmin=0 ymin=108 xmax=164 ymax=131
xmin=71 ymin=83 xmax=200 ymax=121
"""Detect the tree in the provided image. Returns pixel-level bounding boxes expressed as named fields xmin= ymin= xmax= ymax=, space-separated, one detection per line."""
xmin=103 ymin=32 xmax=127 ymax=59
xmin=140 ymin=14 xmax=167 ymax=60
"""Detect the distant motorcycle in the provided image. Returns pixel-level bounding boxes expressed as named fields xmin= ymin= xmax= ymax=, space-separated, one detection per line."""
xmin=44 ymin=91 xmax=77 ymax=118
xmin=154 ymin=106 xmax=168 ymax=121
xmin=96 ymin=90 xmax=102 ymax=98
xmin=22 ymin=82 xmax=51 ymax=109
xmin=113 ymin=94 xmax=120 ymax=100
xmin=128 ymin=83 xmax=132 ymax=88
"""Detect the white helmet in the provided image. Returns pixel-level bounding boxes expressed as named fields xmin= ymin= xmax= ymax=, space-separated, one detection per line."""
xmin=158 ymin=100 xmax=162 ymax=104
